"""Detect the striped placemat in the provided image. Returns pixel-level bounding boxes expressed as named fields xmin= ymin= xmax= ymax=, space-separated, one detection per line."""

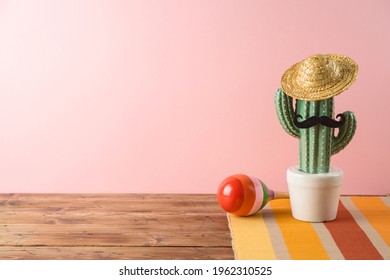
xmin=228 ymin=196 xmax=390 ymax=260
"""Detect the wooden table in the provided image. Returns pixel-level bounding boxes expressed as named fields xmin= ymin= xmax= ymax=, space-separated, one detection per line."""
xmin=0 ymin=194 xmax=234 ymax=260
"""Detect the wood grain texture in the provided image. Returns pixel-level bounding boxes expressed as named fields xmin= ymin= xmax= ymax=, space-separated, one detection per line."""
xmin=0 ymin=194 xmax=234 ymax=260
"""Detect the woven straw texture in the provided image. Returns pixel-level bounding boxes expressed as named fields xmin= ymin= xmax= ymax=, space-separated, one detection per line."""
xmin=281 ymin=54 xmax=358 ymax=101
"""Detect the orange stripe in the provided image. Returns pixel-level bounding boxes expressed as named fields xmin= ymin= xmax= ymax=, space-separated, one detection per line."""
xmin=229 ymin=213 xmax=277 ymax=259
xmin=350 ymin=197 xmax=390 ymax=247
xmin=232 ymin=174 xmax=256 ymax=216
xmin=324 ymin=201 xmax=383 ymax=260
xmin=269 ymin=199 xmax=329 ymax=259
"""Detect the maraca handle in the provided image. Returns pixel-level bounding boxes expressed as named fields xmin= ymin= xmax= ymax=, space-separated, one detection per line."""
xmin=273 ymin=191 xmax=289 ymax=199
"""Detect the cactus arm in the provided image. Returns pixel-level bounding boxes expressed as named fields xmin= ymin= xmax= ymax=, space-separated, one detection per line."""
xmin=332 ymin=111 xmax=357 ymax=155
xmin=274 ymin=88 xmax=300 ymax=138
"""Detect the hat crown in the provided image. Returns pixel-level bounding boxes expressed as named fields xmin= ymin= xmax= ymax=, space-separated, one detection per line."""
xmin=296 ymin=55 xmax=340 ymax=90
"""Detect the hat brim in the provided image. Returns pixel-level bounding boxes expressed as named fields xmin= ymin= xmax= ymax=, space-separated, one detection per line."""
xmin=281 ymin=54 xmax=358 ymax=101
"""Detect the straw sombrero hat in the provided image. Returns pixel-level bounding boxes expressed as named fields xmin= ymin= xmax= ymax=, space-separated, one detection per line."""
xmin=281 ymin=54 xmax=358 ymax=101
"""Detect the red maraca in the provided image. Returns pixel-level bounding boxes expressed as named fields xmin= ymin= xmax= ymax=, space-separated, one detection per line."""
xmin=217 ymin=174 xmax=289 ymax=216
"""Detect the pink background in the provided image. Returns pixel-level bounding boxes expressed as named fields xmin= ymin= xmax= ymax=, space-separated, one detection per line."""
xmin=0 ymin=0 xmax=389 ymax=194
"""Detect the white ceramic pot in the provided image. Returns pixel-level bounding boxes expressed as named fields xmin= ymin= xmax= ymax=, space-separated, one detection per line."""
xmin=287 ymin=166 xmax=343 ymax=222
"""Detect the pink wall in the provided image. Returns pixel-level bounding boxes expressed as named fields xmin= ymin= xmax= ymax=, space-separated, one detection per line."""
xmin=0 ymin=0 xmax=389 ymax=194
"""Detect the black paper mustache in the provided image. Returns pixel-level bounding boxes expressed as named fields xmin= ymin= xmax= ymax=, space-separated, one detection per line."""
xmin=293 ymin=113 xmax=345 ymax=129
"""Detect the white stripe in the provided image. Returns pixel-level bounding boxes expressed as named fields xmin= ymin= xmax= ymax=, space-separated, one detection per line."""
xmin=261 ymin=203 xmax=291 ymax=259
xmin=247 ymin=176 xmax=264 ymax=215
xmin=381 ymin=197 xmax=390 ymax=208
xmin=311 ymin=223 xmax=345 ymax=259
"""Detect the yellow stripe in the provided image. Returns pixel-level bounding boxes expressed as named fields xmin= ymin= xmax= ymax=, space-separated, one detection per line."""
xmin=269 ymin=200 xmax=329 ymax=260
xmin=228 ymin=213 xmax=276 ymax=259
xmin=351 ymin=197 xmax=390 ymax=247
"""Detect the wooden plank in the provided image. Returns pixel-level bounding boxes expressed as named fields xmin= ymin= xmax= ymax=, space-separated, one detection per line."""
xmin=0 ymin=193 xmax=218 ymax=201
xmin=0 ymin=224 xmax=232 ymax=247
xmin=0 ymin=246 xmax=234 ymax=260
xmin=0 ymin=195 xmax=221 ymax=213
xmin=0 ymin=211 xmax=228 ymax=227
xmin=0 ymin=193 xmax=220 ymax=209
xmin=0 ymin=194 xmax=234 ymax=259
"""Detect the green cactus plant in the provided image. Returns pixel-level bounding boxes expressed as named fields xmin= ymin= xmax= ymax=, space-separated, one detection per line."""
xmin=274 ymin=88 xmax=357 ymax=173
